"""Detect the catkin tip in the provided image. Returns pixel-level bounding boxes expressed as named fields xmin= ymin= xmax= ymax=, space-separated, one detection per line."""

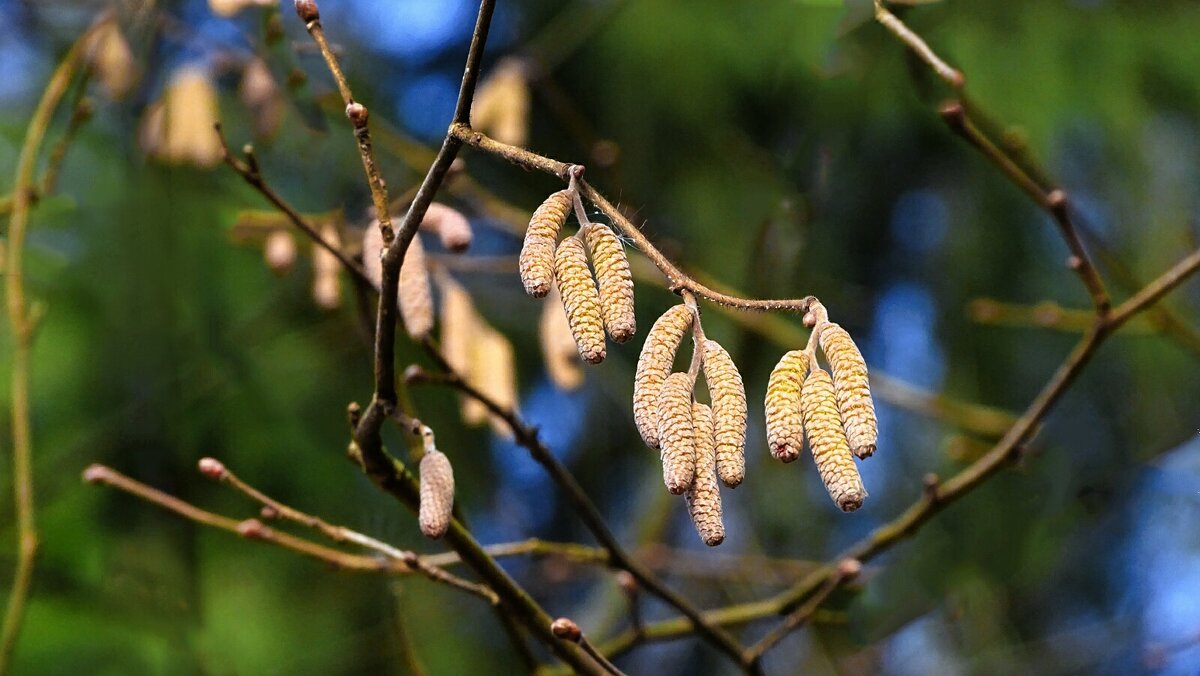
xmin=802 ymin=367 xmax=867 ymax=512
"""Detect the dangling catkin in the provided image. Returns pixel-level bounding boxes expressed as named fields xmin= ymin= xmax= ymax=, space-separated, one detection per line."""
xmin=362 ymin=223 xmax=435 ymax=339
xmin=583 ymin=224 xmax=636 ymax=343
xmin=765 ymin=350 xmax=810 ymax=463
xmin=421 ymin=202 xmax=473 ymax=253
xmin=311 ymin=223 xmax=342 ymax=309
xmin=801 ymin=367 xmax=866 ymax=512
xmin=687 ymin=402 xmax=725 ymax=546
xmin=818 ymin=322 xmax=877 ymax=459
xmin=702 ymin=339 xmax=747 ymax=488
xmin=418 ymin=448 xmax=455 ymax=539
xmin=554 ymin=237 xmax=606 ymax=364
xmin=656 ymin=372 xmax=696 ymax=495
xmin=471 ymin=324 xmax=518 ymax=436
xmin=520 ymin=190 xmax=572 ymax=297
xmin=633 ymin=305 xmax=694 ymax=448
xmin=540 ymin=288 xmax=585 ymax=390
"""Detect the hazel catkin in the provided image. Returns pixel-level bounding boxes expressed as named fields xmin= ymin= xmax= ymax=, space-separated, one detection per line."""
xmin=362 ymin=222 xmax=434 ymax=339
xmin=418 ymin=448 xmax=455 ymax=539
xmin=687 ymin=402 xmax=725 ymax=546
xmin=819 ymin=322 xmax=878 ymax=459
xmin=765 ymin=350 xmax=809 ymax=463
xmin=633 ymin=305 xmax=694 ymax=449
xmin=554 ymin=236 xmax=606 ymax=364
xmin=583 ymin=223 xmax=636 ymax=343
xmin=702 ymin=339 xmax=747 ymax=488
xmin=656 ymin=372 xmax=696 ymax=495
xmin=520 ymin=190 xmax=572 ymax=297
xmin=801 ymin=367 xmax=866 ymax=512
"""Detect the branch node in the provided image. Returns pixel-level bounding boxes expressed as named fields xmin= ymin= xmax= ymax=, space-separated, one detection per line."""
xmin=294 ymin=0 xmax=319 ymax=24
xmin=236 ymin=518 xmax=270 ymax=540
xmin=346 ymin=102 xmax=369 ymax=128
xmin=938 ymin=100 xmax=966 ymax=132
xmin=81 ymin=464 xmax=109 ymax=485
xmin=836 ymin=558 xmax=863 ymax=581
xmin=922 ymin=472 xmax=940 ymax=501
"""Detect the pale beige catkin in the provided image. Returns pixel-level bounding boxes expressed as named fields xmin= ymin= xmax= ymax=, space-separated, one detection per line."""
xmin=470 ymin=324 xmax=518 ymax=436
xmin=418 ymin=449 xmax=455 ymax=539
xmin=656 ymin=372 xmax=696 ymax=495
xmin=553 ymin=237 xmax=606 ymax=364
xmin=539 ymin=287 xmax=585 ymax=390
xmin=801 ymin=367 xmax=866 ymax=512
xmin=633 ymin=305 xmax=694 ymax=449
xmin=311 ymin=223 xmax=342 ymax=309
xmin=765 ymin=350 xmax=809 ymax=463
xmin=520 ymin=190 xmax=572 ymax=297
xmin=420 ymin=202 xmax=473 ymax=253
xmin=687 ymin=402 xmax=725 ymax=546
xmin=818 ymin=322 xmax=878 ymax=459
xmin=362 ymin=223 xmax=435 ymax=339
xmin=702 ymin=339 xmax=747 ymax=488
xmin=583 ymin=224 xmax=636 ymax=343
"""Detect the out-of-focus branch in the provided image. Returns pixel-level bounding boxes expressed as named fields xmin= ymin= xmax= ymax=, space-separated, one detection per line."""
xmin=1 ymin=25 xmax=98 ymax=674
xmin=967 ymin=298 xmax=1156 ymax=334
xmin=743 ymin=559 xmax=860 ymax=666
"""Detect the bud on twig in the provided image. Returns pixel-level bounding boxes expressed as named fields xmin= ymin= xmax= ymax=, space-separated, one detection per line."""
xmin=198 ymin=457 xmax=228 ymax=480
xmin=550 ymin=618 xmax=582 ymax=643
xmin=237 ymin=518 xmax=269 ymax=539
xmin=345 ymin=102 xmax=369 ymax=128
xmin=294 ymin=0 xmax=319 ymax=24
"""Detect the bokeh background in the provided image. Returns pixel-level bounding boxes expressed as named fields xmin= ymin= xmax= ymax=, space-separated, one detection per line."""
xmin=2 ymin=0 xmax=1199 ymax=674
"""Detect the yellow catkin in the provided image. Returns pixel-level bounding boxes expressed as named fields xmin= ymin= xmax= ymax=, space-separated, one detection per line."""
xmin=88 ymin=19 xmax=136 ymax=100
xmin=240 ymin=57 xmax=282 ymax=138
xmin=656 ymin=372 xmax=696 ymax=495
xmin=819 ymin=322 xmax=878 ymax=459
xmin=765 ymin=350 xmax=810 ymax=463
xmin=421 ymin=202 xmax=473 ymax=253
xmin=362 ymin=223 xmax=435 ymax=339
xmin=471 ymin=57 xmax=529 ymax=147
xmin=702 ymin=339 xmax=747 ymax=488
xmin=311 ymin=223 xmax=342 ymax=309
xmin=520 ymin=190 xmax=572 ymax=297
xmin=139 ymin=67 xmax=222 ymax=168
xmin=436 ymin=273 xmax=487 ymax=425
xmin=418 ymin=448 xmax=455 ymax=539
xmin=633 ymin=305 xmax=694 ymax=449
xmin=540 ymin=287 xmax=585 ymax=390
xmin=801 ymin=368 xmax=867 ymax=512
xmin=554 ymin=237 xmax=606 ymax=364
xmin=687 ymin=402 xmax=725 ymax=546
xmin=470 ymin=324 xmax=518 ymax=436
xmin=583 ymin=224 xmax=636 ymax=343
xmin=263 ymin=229 xmax=297 ymax=274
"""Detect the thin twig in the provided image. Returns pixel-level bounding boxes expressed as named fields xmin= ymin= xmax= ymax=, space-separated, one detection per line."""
xmin=1 ymin=25 xmax=98 ymax=673
xmin=872 ymin=0 xmax=964 ymax=88
xmin=743 ymin=559 xmax=861 ymax=666
xmin=939 ymin=102 xmax=1110 ymax=313
xmin=195 ymin=457 xmax=496 ymax=603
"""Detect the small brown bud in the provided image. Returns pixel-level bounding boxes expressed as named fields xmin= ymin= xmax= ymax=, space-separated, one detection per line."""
xmin=818 ymin=323 xmax=877 ymax=459
xmin=583 ymin=224 xmax=636 ymax=343
xmin=633 ymin=305 xmax=693 ymax=448
xmin=550 ymin=618 xmax=582 ymax=642
xmin=82 ymin=464 xmax=108 ymax=484
xmin=520 ymin=190 xmax=572 ymax=297
xmin=345 ymin=102 xmax=368 ymax=128
xmin=554 ymin=237 xmax=605 ymax=364
xmin=656 ymin=372 xmax=695 ymax=495
xmin=418 ymin=449 xmax=455 ymax=539
xmin=616 ymin=570 xmax=637 ymax=595
xmin=765 ymin=350 xmax=809 ymax=463
xmin=702 ymin=339 xmax=747 ymax=488
xmin=237 ymin=518 xmax=269 ymax=539
xmin=293 ymin=0 xmax=319 ymax=23
xmin=802 ymin=368 xmax=867 ymax=512
xmin=837 ymin=558 xmax=863 ymax=580
xmin=259 ymin=505 xmax=280 ymax=520
xmin=197 ymin=457 xmax=227 ymax=480
xmin=687 ymin=402 xmax=725 ymax=546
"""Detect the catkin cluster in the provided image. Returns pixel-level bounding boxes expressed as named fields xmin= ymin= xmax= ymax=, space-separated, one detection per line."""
xmin=764 ymin=308 xmax=878 ymax=512
xmin=521 ymin=190 xmax=637 ymax=375
xmin=633 ymin=305 xmax=694 ymax=448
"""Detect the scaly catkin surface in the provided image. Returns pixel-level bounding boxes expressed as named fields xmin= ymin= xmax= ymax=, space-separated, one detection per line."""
xmin=398 ymin=234 xmax=434 ymax=339
xmin=584 ymin=223 xmax=636 ymax=343
xmin=520 ymin=190 xmax=571 ymax=297
xmin=656 ymin=372 xmax=696 ymax=495
xmin=801 ymin=368 xmax=866 ymax=512
xmin=687 ymin=402 xmax=725 ymax=546
xmin=633 ymin=305 xmax=694 ymax=448
xmin=418 ymin=449 xmax=455 ymax=538
xmin=554 ymin=237 xmax=606 ymax=364
xmin=703 ymin=339 xmax=747 ymax=488
xmin=765 ymin=350 xmax=810 ymax=463
xmin=819 ymin=322 xmax=878 ymax=459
